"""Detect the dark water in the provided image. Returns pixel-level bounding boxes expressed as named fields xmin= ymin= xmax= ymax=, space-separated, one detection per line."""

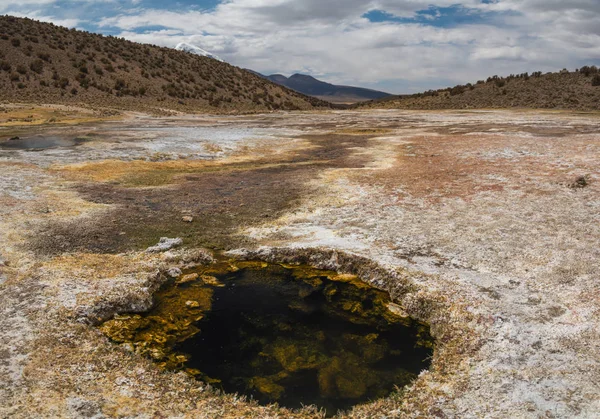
xmin=176 ymin=264 xmax=433 ymax=415
xmin=0 ymin=136 xmax=85 ymax=150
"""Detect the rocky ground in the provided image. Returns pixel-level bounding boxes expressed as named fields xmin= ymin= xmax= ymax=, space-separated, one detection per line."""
xmin=0 ymin=107 xmax=599 ymax=418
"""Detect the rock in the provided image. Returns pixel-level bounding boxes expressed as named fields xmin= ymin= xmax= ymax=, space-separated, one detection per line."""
xmin=387 ymin=302 xmax=409 ymax=318
xmin=178 ymin=273 xmax=199 ymax=284
xmin=185 ymin=300 xmax=200 ymax=308
xmin=166 ymin=267 xmax=182 ymax=278
xmin=569 ymin=175 xmax=589 ymax=188
xmin=182 ymin=216 xmax=194 ymax=223
xmin=146 ymin=237 xmax=183 ymax=253
xmin=8 ymin=136 xmax=19 ymax=141
xmin=66 ymin=397 xmax=104 ymax=419
xmin=200 ymin=275 xmax=223 ymax=286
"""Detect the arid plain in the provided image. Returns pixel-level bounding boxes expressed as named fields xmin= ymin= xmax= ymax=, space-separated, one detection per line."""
xmin=1 ymin=106 xmax=599 ymax=418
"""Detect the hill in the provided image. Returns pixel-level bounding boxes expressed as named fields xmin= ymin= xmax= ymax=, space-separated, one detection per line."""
xmin=358 ymin=68 xmax=600 ymax=111
xmin=0 ymin=16 xmax=331 ymax=113
xmin=261 ymin=73 xmax=391 ymax=104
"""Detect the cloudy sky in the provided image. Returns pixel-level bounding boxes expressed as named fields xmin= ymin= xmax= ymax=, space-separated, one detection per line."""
xmin=3 ymin=0 xmax=600 ymax=93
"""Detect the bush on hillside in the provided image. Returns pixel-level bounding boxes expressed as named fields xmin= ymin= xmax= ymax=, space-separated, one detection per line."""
xmin=580 ymin=66 xmax=599 ymax=77
xmin=29 ymin=59 xmax=44 ymax=74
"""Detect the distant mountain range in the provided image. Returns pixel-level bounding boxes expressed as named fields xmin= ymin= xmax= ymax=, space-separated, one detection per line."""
xmin=172 ymin=42 xmax=390 ymax=104
xmin=255 ymin=73 xmax=392 ymax=104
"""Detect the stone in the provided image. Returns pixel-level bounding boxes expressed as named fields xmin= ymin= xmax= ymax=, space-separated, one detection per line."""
xmin=387 ymin=302 xmax=409 ymax=318
xmin=185 ymin=300 xmax=200 ymax=308
xmin=178 ymin=273 xmax=199 ymax=284
xmin=166 ymin=267 xmax=182 ymax=278
xmin=200 ymin=275 xmax=223 ymax=286
xmin=146 ymin=237 xmax=183 ymax=253
xmin=182 ymin=216 xmax=194 ymax=223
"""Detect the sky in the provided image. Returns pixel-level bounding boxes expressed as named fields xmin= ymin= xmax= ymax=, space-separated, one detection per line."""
xmin=2 ymin=0 xmax=600 ymax=94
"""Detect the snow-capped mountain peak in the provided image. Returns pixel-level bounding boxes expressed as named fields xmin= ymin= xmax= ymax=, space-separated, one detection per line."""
xmin=175 ymin=42 xmax=223 ymax=62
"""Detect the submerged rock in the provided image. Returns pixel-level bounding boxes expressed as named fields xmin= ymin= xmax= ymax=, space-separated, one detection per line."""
xmin=178 ymin=273 xmax=199 ymax=284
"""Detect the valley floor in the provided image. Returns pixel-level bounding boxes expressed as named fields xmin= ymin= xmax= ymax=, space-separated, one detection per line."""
xmin=0 ymin=107 xmax=599 ymax=418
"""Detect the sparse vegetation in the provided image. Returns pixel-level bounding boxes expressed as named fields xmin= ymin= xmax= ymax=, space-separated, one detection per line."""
xmin=360 ymin=67 xmax=600 ymax=111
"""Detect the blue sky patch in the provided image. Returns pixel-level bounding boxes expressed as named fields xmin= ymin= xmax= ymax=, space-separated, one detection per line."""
xmin=364 ymin=5 xmax=511 ymax=28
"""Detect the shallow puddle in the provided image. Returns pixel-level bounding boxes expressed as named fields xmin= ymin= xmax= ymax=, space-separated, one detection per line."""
xmin=100 ymin=261 xmax=433 ymax=415
xmin=0 ymin=136 xmax=86 ymax=150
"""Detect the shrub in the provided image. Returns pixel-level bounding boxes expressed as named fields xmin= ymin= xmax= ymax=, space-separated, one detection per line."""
xmin=29 ymin=59 xmax=44 ymax=74
xmin=450 ymin=85 xmax=466 ymax=96
xmin=58 ymin=77 xmax=69 ymax=88
xmin=0 ymin=60 xmax=10 ymax=71
xmin=114 ymin=78 xmax=126 ymax=90
xmin=580 ymin=66 xmax=598 ymax=77
xmin=16 ymin=65 xmax=27 ymax=74
xmin=592 ymin=75 xmax=600 ymax=87
xmin=11 ymin=38 xmax=20 ymax=47
xmin=17 ymin=82 xmax=25 ymax=89
xmin=37 ymin=52 xmax=51 ymax=62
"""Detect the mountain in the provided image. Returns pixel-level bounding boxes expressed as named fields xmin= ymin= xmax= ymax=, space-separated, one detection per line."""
xmin=175 ymin=42 xmax=223 ymax=62
xmin=0 ymin=16 xmax=331 ymax=113
xmin=262 ymin=73 xmax=392 ymax=104
xmin=358 ymin=68 xmax=600 ymax=111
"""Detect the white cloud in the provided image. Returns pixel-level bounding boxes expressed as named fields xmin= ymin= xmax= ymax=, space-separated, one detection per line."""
xmin=7 ymin=0 xmax=600 ymax=93
xmin=3 ymin=10 xmax=81 ymax=28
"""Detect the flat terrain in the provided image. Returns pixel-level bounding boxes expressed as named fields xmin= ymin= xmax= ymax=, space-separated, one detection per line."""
xmin=0 ymin=108 xmax=599 ymax=418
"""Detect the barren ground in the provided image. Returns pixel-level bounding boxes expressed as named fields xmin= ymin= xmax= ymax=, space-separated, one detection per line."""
xmin=0 ymin=107 xmax=599 ymax=418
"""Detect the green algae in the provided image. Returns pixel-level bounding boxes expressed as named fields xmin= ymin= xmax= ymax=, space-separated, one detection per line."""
xmin=100 ymin=260 xmax=434 ymax=415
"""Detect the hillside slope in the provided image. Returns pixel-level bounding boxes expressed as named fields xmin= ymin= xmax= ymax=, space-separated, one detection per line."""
xmin=0 ymin=16 xmax=330 ymax=113
xmin=263 ymin=73 xmax=391 ymax=104
xmin=359 ymin=69 xmax=600 ymax=111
